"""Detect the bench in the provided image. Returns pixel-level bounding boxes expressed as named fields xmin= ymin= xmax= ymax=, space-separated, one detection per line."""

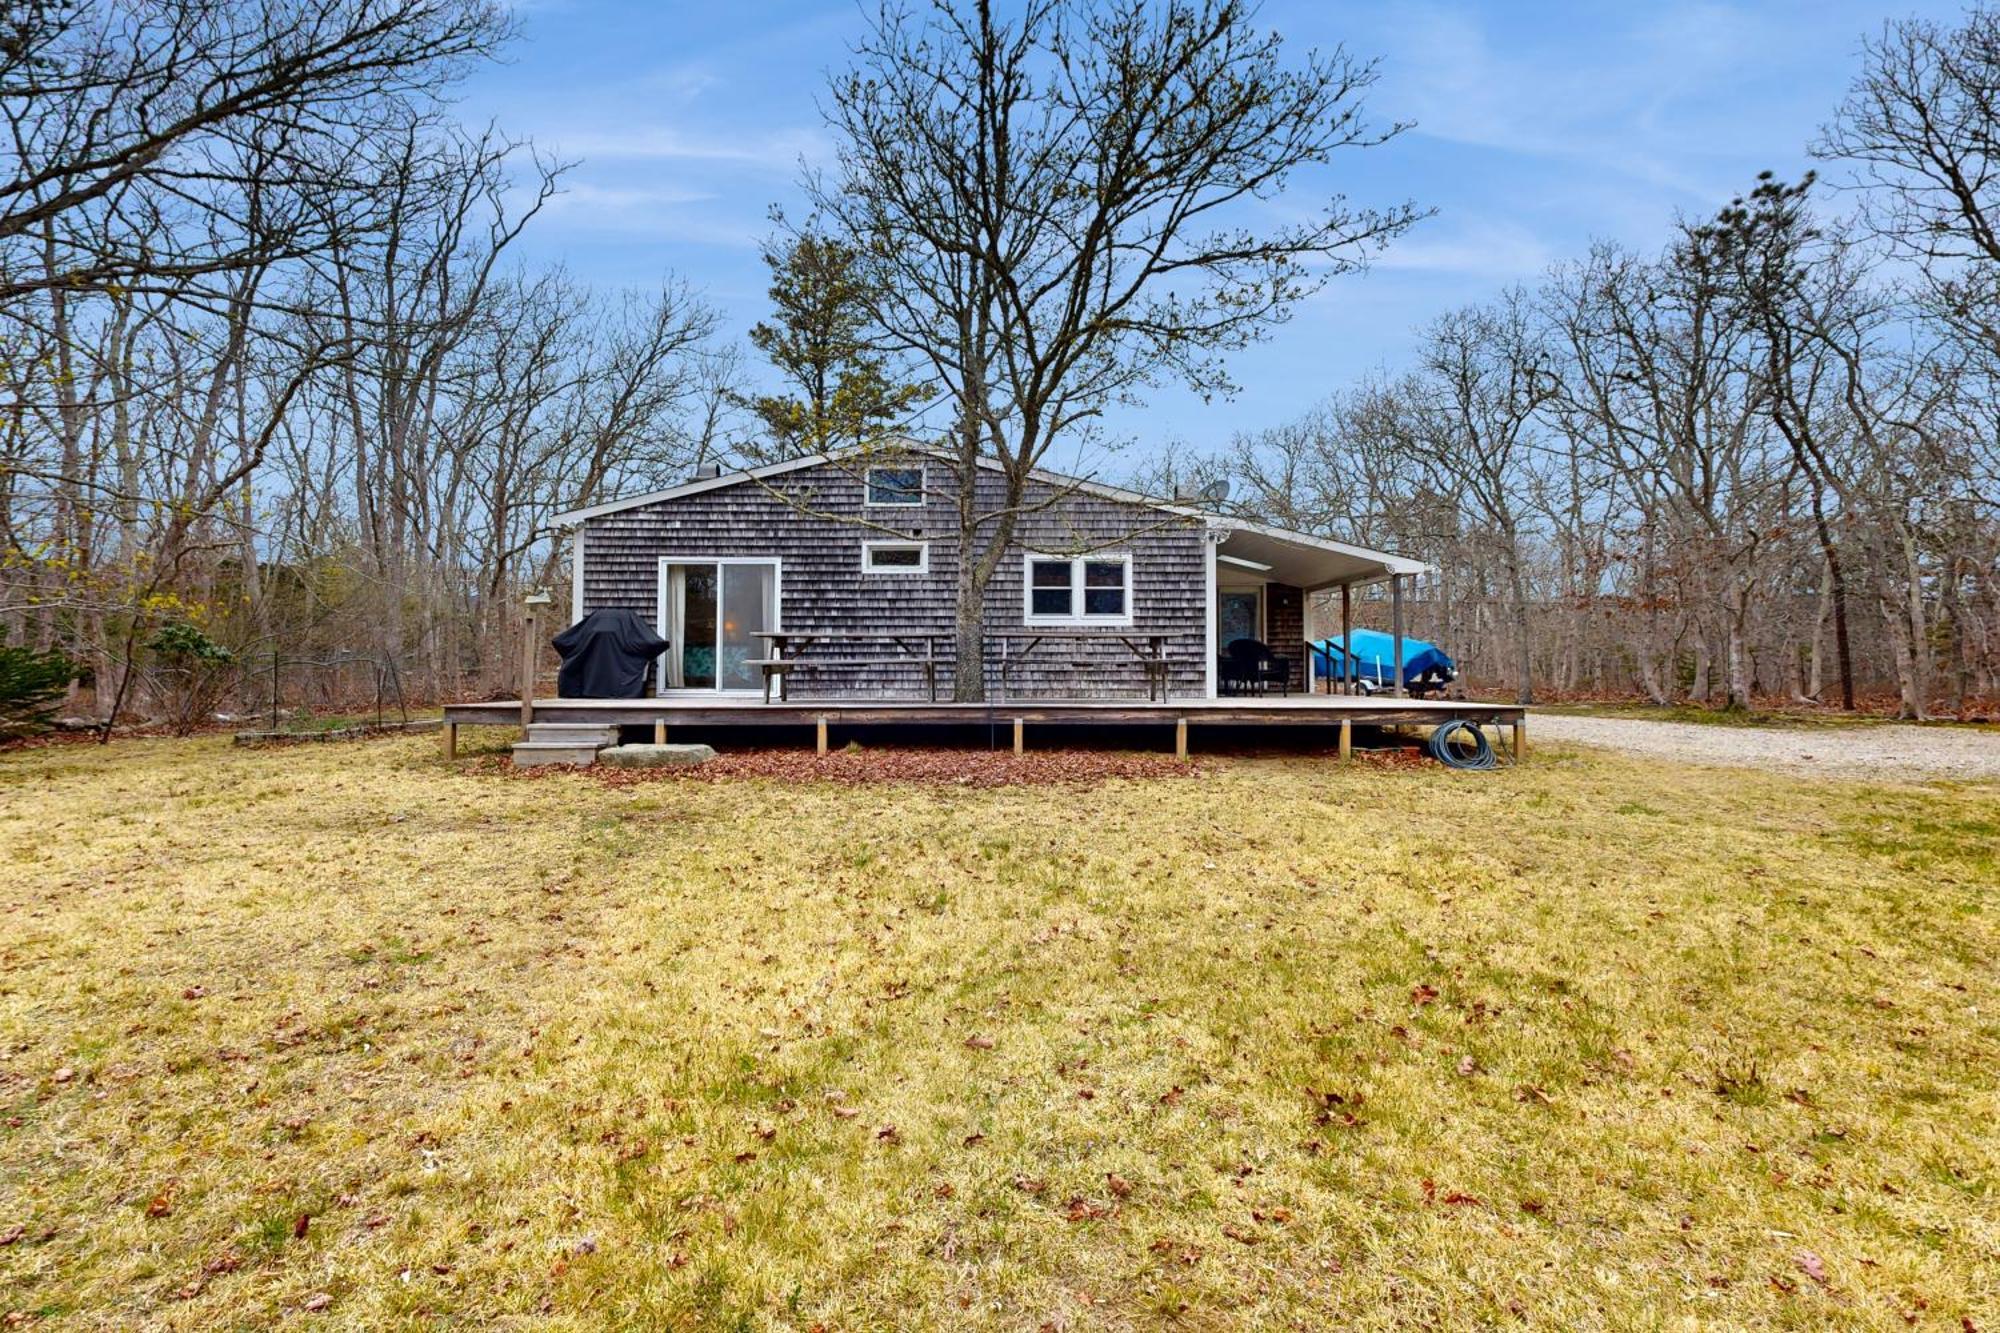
xmin=749 ymin=656 xmax=939 ymax=703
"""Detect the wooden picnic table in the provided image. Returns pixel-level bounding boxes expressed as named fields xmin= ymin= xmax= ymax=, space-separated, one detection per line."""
xmin=990 ymin=629 xmax=1187 ymax=702
xmin=750 ymin=630 xmax=941 ymax=703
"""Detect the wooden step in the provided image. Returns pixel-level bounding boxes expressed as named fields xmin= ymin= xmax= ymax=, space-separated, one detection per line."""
xmin=511 ymin=741 xmax=606 ymax=767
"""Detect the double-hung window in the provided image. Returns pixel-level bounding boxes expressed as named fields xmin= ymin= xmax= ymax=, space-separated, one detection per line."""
xmin=864 ymin=464 xmax=924 ymax=507
xmin=1023 ymin=553 xmax=1131 ymax=625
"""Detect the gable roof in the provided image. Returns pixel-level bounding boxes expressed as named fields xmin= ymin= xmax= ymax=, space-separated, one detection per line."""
xmin=550 ymin=445 xmax=1426 ymax=582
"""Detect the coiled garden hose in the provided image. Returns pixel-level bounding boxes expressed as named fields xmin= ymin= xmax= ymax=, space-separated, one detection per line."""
xmin=1428 ymin=718 xmax=1500 ymax=770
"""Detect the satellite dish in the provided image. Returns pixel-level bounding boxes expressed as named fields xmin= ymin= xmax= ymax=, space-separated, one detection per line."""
xmin=1198 ymin=478 xmax=1231 ymax=505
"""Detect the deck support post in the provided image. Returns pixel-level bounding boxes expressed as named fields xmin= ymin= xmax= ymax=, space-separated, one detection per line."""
xmin=1012 ymin=718 xmax=1025 ymax=755
xmin=1174 ymin=717 xmax=1188 ymax=761
xmin=1339 ymin=718 xmax=1351 ymax=762
xmin=442 ymin=720 xmax=457 ymax=761
xmin=815 ymin=717 xmax=828 ymax=755
xmin=1390 ymin=574 xmax=1406 ymax=698
xmin=653 ymin=719 xmax=667 ymax=745
xmin=1512 ymin=717 xmax=1526 ymax=762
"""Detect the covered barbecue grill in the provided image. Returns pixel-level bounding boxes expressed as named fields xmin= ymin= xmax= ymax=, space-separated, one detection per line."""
xmin=552 ymin=608 xmax=668 ymax=699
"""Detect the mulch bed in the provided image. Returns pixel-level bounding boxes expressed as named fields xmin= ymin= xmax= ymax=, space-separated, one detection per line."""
xmin=487 ymin=746 xmax=1213 ymax=788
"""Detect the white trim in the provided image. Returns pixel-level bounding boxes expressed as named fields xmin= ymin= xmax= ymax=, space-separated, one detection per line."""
xmin=862 ymin=463 xmax=925 ymax=508
xmin=554 ymin=454 xmax=836 ymax=526
xmin=861 ymin=540 xmax=929 ymax=575
xmin=654 ymin=555 xmax=784 ymax=695
xmin=570 ymin=526 xmax=584 ymax=624
xmin=1203 ymin=532 xmax=1218 ymax=699
xmin=1021 ymin=551 xmax=1135 ymax=627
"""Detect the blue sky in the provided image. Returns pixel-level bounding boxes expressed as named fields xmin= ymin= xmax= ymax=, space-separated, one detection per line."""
xmin=459 ymin=1 xmax=1963 ymax=465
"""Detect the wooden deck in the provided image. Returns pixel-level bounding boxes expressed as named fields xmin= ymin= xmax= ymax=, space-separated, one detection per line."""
xmin=446 ymin=694 xmax=1519 ymax=726
xmin=441 ymin=694 xmax=1527 ymax=761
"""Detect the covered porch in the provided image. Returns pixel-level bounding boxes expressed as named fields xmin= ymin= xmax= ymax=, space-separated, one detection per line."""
xmin=1205 ymin=520 xmax=1427 ymax=698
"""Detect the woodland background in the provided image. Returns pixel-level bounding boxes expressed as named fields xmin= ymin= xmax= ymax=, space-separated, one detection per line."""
xmin=3 ymin=1 xmax=1997 ymax=725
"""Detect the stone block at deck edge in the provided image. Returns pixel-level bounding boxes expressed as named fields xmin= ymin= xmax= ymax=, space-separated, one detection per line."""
xmin=599 ymin=743 xmax=716 ymax=768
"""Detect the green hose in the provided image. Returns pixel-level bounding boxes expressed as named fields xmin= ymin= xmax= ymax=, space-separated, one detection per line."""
xmin=1428 ymin=718 xmax=1499 ymax=770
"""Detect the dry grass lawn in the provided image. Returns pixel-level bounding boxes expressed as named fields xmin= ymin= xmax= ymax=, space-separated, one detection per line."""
xmin=2 ymin=731 xmax=1995 ymax=1330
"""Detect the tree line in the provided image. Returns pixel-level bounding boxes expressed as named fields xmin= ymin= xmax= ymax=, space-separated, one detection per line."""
xmin=0 ymin=0 xmax=733 ymax=726
xmin=2 ymin=0 xmax=1995 ymax=726
xmin=1146 ymin=11 xmax=2000 ymax=717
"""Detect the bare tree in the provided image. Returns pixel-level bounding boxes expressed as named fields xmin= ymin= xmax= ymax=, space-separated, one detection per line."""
xmin=805 ymin=0 xmax=1423 ymax=699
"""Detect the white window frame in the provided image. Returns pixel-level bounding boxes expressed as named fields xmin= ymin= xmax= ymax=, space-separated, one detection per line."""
xmin=1021 ymin=551 xmax=1134 ymax=627
xmin=860 ymin=540 xmax=929 ymax=575
xmin=654 ymin=555 xmax=784 ymax=695
xmin=862 ymin=463 xmax=925 ymax=507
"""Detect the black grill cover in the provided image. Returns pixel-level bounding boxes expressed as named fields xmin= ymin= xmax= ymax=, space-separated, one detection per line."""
xmin=551 ymin=608 xmax=669 ymax=699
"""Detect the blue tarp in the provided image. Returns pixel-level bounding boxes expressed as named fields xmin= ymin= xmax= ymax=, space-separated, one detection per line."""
xmin=1311 ymin=629 xmax=1455 ymax=689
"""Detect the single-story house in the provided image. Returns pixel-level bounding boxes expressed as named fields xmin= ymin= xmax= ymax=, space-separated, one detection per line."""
xmin=551 ymin=447 xmax=1426 ymax=702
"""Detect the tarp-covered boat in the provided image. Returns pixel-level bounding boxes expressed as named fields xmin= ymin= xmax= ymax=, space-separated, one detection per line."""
xmin=1311 ymin=629 xmax=1458 ymax=696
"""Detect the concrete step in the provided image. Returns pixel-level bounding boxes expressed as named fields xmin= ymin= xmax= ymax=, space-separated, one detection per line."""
xmin=511 ymin=741 xmax=605 ymax=767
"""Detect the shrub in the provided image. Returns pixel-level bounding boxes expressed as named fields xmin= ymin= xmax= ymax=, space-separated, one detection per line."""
xmin=146 ymin=622 xmax=237 ymax=736
xmin=0 ymin=641 xmax=79 ymax=737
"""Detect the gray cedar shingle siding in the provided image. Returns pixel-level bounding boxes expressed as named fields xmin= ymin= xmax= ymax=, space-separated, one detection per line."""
xmin=576 ymin=460 xmax=1210 ymax=699
xmin=1266 ymin=582 xmax=1307 ymax=691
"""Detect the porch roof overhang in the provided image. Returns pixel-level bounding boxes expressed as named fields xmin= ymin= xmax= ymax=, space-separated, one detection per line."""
xmin=1209 ymin=519 xmax=1426 ymax=592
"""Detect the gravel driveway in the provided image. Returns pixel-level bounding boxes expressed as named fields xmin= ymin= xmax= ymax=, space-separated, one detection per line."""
xmin=1530 ymin=713 xmax=2000 ymax=781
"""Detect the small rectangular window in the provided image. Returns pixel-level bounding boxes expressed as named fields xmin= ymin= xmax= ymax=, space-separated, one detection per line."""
xmin=862 ymin=541 xmax=928 ymax=574
xmin=865 ymin=465 xmax=923 ymax=506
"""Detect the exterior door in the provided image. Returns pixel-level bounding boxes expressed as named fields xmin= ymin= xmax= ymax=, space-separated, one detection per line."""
xmin=659 ymin=559 xmax=779 ymax=692
xmin=1217 ymin=588 xmax=1261 ymax=650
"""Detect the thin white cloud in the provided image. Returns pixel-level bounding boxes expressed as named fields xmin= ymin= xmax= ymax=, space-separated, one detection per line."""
xmin=544 ymin=125 xmax=828 ymax=173
xmin=1369 ymin=218 xmax=1558 ymax=278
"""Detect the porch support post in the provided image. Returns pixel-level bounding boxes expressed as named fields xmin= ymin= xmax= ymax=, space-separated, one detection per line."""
xmin=1013 ymin=718 xmax=1025 ymax=756
xmin=815 ymin=717 xmax=828 ymax=755
xmin=653 ymin=719 xmax=667 ymax=745
xmin=1340 ymin=581 xmax=1353 ymax=696
xmin=1174 ymin=717 xmax=1188 ymax=761
xmin=1390 ymin=574 xmax=1407 ymax=699
xmin=1513 ymin=716 xmax=1527 ymax=762
xmin=442 ymin=720 xmax=457 ymax=761
xmin=1338 ymin=718 xmax=1351 ymax=763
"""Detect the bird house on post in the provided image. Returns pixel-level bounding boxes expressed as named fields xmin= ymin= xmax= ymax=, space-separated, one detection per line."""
xmin=521 ymin=589 xmax=553 ymax=727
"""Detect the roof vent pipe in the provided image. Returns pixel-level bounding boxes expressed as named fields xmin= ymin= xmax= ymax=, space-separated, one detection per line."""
xmin=689 ymin=462 xmax=721 ymax=482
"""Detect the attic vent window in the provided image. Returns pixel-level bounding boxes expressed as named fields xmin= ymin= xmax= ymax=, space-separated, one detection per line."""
xmin=864 ymin=464 xmax=923 ymax=506
xmin=862 ymin=541 xmax=928 ymax=574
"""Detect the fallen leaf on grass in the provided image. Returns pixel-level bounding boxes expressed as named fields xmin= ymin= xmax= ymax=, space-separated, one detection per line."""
xmin=302 ymin=1293 xmax=332 ymax=1312
xmin=1456 ymin=1055 xmax=1481 ymax=1077
xmin=1410 ymin=984 xmax=1439 ymax=1006
xmin=293 ymin=1212 xmax=311 ymax=1240
xmin=1106 ymin=1174 xmax=1133 ymax=1199
xmin=964 ymin=1035 xmax=996 ymax=1050
xmin=145 ymin=1193 xmax=173 ymax=1218
xmin=1795 ymin=1251 xmax=1828 ymax=1286
xmin=0 ymin=1227 xmax=23 ymax=1247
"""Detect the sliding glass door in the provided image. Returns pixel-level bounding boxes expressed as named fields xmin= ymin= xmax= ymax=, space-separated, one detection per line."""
xmin=659 ymin=559 xmax=779 ymax=692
